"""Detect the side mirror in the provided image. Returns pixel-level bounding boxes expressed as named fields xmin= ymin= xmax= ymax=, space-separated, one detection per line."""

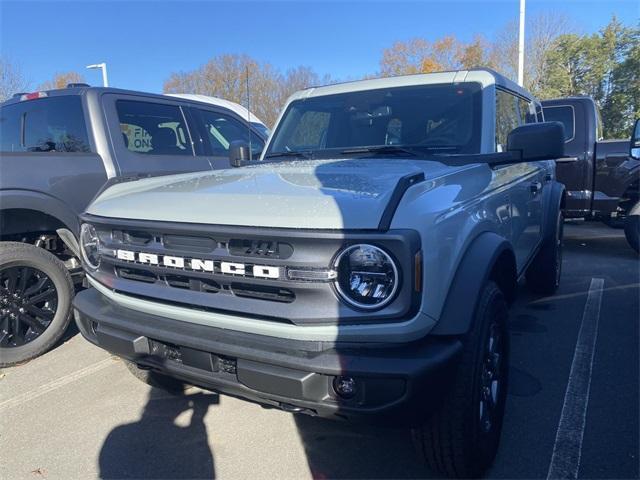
xmin=507 ymin=122 xmax=565 ymax=162
xmin=631 ymin=119 xmax=640 ymax=160
xmin=229 ymin=141 xmax=250 ymax=168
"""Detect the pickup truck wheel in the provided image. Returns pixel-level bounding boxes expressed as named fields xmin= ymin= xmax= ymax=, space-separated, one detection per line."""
xmin=602 ymin=216 xmax=625 ymax=229
xmin=412 ymin=281 xmax=509 ymax=478
xmin=124 ymin=360 xmax=187 ymax=394
xmin=624 ymin=215 xmax=639 ymax=253
xmin=0 ymin=242 xmax=74 ymax=367
xmin=526 ymin=211 xmax=564 ymax=295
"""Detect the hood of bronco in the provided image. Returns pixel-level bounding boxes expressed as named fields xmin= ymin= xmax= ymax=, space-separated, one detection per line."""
xmin=87 ymin=159 xmax=455 ymax=229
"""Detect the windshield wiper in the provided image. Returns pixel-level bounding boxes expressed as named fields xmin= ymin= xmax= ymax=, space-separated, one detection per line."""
xmin=264 ymin=150 xmax=313 ymax=159
xmin=339 ymin=145 xmax=419 ymax=157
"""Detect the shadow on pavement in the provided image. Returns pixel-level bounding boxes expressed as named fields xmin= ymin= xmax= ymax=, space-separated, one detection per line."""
xmin=294 ymin=415 xmax=435 ymax=479
xmin=563 ymin=223 xmax=637 ymax=261
xmin=99 ymin=389 xmax=219 ymax=479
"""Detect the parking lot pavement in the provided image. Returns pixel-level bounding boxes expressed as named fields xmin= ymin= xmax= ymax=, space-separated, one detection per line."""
xmin=0 ymin=222 xmax=638 ymax=480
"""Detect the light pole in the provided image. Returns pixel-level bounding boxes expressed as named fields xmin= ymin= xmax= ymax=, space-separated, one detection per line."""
xmin=86 ymin=63 xmax=109 ymax=87
xmin=517 ymin=0 xmax=525 ymax=87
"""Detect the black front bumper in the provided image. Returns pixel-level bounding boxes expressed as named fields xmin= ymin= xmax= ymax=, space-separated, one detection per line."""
xmin=73 ymin=287 xmax=463 ymax=425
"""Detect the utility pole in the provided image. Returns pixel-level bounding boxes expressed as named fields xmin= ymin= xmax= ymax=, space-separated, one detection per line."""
xmin=517 ymin=0 xmax=525 ymax=87
xmin=246 ymin=66 xmax=252 ymax=159
xmin=86 ymin=63 xmax=109 ymax=87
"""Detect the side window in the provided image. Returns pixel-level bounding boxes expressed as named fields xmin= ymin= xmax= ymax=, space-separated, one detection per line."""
xmin=0 ymin=105 xmax=22 ymax=152
xmin=116 ymin=100 xmax=192 ymax=156
xmin=197 ymin=109 xmax=264 ymax=158
xmin=542 ymin=105 xmax=574 ymax=142
xmin=1 ymin=96 xmax=90 ymax=153
xmin=518 ymin=98 xmax=536 ymax=124
xmin=495 ymin=90 xmax=520 ymax=152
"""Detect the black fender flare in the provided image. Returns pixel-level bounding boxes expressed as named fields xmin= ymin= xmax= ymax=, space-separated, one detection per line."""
xmin=543 ymin=181 xmax=566 ymax=241
xmin=0 ymin=190 xmax=80 ymax=236
xmin=430 ymin=231 xmax=516 ymax=336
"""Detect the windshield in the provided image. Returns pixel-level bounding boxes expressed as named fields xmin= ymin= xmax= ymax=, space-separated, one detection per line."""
xmin=266 ymin=82 xmax=482 ymax=159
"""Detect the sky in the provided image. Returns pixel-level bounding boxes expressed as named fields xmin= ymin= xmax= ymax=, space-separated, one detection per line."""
xmin=1 ymin=0 xmax=639 ymax=94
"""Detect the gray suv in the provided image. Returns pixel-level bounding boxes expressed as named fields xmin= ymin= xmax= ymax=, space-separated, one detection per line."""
xmin=0 ymin=85 xmax=267 ymax=366
xmin=73 ymin=69 xmax=565 ymax=477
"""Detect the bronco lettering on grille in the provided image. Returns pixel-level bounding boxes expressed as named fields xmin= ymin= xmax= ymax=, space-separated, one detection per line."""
xmin=116 ymin=249 xmax=280 ymax=279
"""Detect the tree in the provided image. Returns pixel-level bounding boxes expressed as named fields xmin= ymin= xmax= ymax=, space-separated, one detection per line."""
xmin=378 ymin=13 xmax=568 ymax=95
xmin=164 ymin=54 xmax=330 ymax=128
xmin=490 ymin=12 xmax=570 ymax=95
xmin=540 ymin=17 xmax=638 ymax=138
xmin=380 ymin=36 xmax=465 ymax=76
xmin=38 ymin=71 xmax=86 ymax=91
xmin=604 ymin=34 xmax=639 ymax=138
xmin=0 ymin=57 xmax=30 ymax=102
xmin=459 ymin=35 xmax=496 ymax=70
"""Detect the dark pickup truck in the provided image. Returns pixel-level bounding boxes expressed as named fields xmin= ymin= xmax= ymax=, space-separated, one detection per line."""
xmin=0 ymin=85 xmax=267 ymax=366
xmin=542 ymin=97 xmax=639 ymax=252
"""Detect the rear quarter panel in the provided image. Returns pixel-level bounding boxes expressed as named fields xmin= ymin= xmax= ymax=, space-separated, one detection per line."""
xmin=0 ymin=152 xmax=108 ymax=233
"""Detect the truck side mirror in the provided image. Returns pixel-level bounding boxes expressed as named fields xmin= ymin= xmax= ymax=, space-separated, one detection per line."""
xmin=631 ymin=119 xmax=640 ymax=160
xmin=229 ymin=141 xmax=250 ymax=168
xmin=507 ymin=122 xmax=564 ymax=162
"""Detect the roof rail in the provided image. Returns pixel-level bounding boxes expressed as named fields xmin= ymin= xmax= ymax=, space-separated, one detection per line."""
xmin=66 ymin=83 xmax=90 ymax=88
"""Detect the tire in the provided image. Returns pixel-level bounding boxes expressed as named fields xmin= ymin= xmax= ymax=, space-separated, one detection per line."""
xmin=124 ymin=360 xmax=187 ymax=394
xmin=526 ymin=211 xmax=564 ymax=295
xmin=602 ymin=216 xmax=625 ymax=229
xmin=412 ymin=281 xmax=509 ymax=478
xmin=0 ymin=242 xmax=74 ymax=367
xmin=624 ymin=215 xmax=639 ymax=254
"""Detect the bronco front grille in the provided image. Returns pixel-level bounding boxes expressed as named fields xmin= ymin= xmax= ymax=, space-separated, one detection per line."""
xmin=83 ymin=215 xmax=420 ymax=326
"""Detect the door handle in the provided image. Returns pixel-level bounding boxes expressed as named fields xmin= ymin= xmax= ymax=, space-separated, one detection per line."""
xmin=530 ymin=181 xmax=542 ymax=195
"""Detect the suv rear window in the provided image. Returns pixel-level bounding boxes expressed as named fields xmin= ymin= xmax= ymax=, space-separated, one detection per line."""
xmin=0 ymin=96 xmax=91 ymax=153
xmin=116 ymin=100 xmax=192 ymax=156
xmin=543 ymin=105 xmax=574 ymax=141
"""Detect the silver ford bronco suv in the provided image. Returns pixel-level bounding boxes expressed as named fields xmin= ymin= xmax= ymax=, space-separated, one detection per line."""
xmin=74 ymin=69 xmax=565 ymax=478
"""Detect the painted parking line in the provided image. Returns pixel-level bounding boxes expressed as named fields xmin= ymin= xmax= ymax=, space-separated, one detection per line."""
xmin=0 ymin=357 xmax=116 ymax=412
xmin=547 ymin=278 xmax=605 ymax=480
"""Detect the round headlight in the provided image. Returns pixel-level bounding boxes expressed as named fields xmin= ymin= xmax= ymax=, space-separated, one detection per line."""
xmin=333 ymin=244 xmax=399 ymax=310
xmin=80 ymin=223 xmax=101 ymax=269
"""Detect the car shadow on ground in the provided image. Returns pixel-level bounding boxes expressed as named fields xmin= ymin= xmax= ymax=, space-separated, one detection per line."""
xmin=98 ymin=388 xmax=219 ymax=479
xmin=293 ymin=415 xmax=437 ymax=479
xmin=563 ymin=222 xmax=637 ymax=261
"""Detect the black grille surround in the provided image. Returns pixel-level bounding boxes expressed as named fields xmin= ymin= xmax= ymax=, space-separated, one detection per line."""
xmin=81 ymin=214 xmax=422 ymax=326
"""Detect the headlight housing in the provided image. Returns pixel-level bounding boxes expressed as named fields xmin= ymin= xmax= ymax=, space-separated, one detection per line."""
xmin=333 ymin=244 xmax=399 ymax=310
xmin=79 ymin=223 xmax=101 ymax=269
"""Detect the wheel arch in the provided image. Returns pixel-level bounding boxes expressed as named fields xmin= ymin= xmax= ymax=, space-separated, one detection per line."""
xmin=0 ymin=190 xmax=80 ymax=240
xmin=430 ymin=231 xmax=517 ymax=336
xmin=544 ymin=181 xmax=566 ymax=240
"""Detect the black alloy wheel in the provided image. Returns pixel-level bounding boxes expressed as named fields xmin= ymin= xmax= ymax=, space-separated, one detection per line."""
xmin=0 ymin=266 xmax=58 ymax=348
xmin=0 ymin=242 xmax=73 ymax=367
xmin=479 ymin=320 xmax=505 ymax=434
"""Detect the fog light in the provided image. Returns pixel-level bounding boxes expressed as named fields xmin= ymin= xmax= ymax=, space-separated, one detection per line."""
xmin=333 ymin=376 xmax=357 ymax=399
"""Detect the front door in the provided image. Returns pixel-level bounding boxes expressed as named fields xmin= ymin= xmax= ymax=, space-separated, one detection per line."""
xmin=495 ymin=89 xmax=544 ymax=270
xmin=509 ymin=164 xmax=546 ymax=269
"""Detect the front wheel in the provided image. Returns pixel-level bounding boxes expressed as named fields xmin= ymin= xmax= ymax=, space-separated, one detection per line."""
xmin=412 ymin=281 xmax=509 ymax=478
xmin=0 ymin=242 xmax=74 ymax=367
xmin=624 ymin=215 xmax=639 ymax=253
